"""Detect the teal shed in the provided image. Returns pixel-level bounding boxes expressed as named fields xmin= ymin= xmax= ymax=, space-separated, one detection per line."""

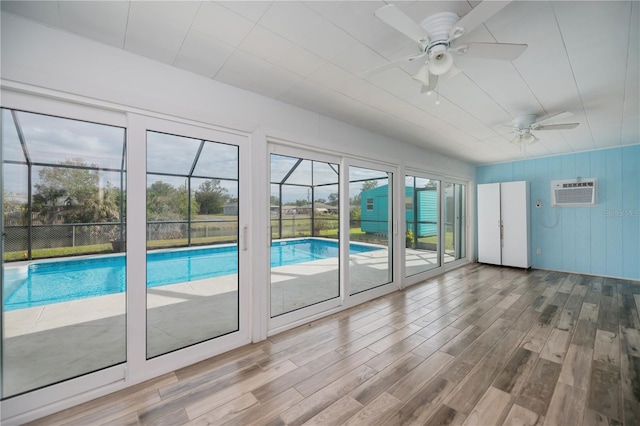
xmin=360 ymin=185 xmax=437 ymax=237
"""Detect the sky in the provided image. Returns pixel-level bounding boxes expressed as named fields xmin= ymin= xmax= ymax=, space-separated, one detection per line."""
xmin=2 ymin=110 xmax=240 ymax=200
xmin=3 ymin=109 xmax=446 ymax=207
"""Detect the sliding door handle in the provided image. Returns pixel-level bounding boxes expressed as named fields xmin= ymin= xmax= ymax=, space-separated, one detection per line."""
xmin=242 ymin=225 xmax=248 ymax=251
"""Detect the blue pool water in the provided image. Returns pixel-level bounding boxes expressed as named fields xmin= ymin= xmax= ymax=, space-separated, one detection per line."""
xmin=3 ymin=239 xmax=376 ymax=311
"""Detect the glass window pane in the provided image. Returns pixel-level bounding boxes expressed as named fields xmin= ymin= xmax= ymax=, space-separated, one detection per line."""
xmin=314 ymin=183 xmax=339 ymax=239
xmin=146 ymin=131 xmax=201 ymax=175
xmin=405 ymin=175 xmax=440 ymax=276
xmin=2 ymin=109 xmax=24 ymax=162
xmin=2 ymin=110 xmax=126 ymax=398
xmin=270 ymin=154 xmax=299 ymax=184
xmin=192 ymin=142 xmax=238 ymax=179
xmin=191 ymin=178 xmax=238 ymax=245
xmin=313 ymin=161 xmax=339 ymax=186
xmin=279 ymin=185 xmax=312 ymax=238
xmin=349 ymin=166 xmax=392 ymax=294
xmin=350 ymin=167 xmax=388 ymax=182
xmin=146 ymin=131 xmax=239 ymax=358
xmin=270 ymin=184 xmax=281 ymax=239
xmin=147 ymin=175 xmax=190 ymax=223
xmin=13 ymin=110 xmax=125 ymax=170
xmin=284 ymin=159 xmax=312 ymax=186
xmin=3 ymin=163 xmax=29 ymax=265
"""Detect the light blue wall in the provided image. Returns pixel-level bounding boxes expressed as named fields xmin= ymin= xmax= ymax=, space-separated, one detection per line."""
xmin=477 ymin=145 xmax=640 ymax=280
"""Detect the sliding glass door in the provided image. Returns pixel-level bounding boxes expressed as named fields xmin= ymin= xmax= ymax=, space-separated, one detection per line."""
xmin=1 ymin=102 xmax=251 ymax=422
xmin=405 ymin=175 xmax=440 ymax=277
xmin=444 ymin=182 xmax=466 ymax=264
xmin=348 ymin=165 xmax=393 ymax=294
xmin=269 ymin=148 xmax=340 ymax=320
xmin=146 ymin=129 xmax=241 ymax=358
xmin=1 ymin=109 xmax=127 ymax=398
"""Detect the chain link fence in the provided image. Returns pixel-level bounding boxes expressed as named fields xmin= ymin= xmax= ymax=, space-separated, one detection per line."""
xmin=270 ymin=214 xmax=340 ymax=240
xmin=146 ymin=220 xmax=239 ymax=249
xmin=4 ymin=218 xmax=242 ymax=262
xmin=3 ymin=223 xmax=124 ymax=261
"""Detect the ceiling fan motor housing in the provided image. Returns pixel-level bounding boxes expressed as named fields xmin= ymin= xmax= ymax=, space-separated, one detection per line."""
xmin=420 ymin=12 xmax=460 ymax=41
xmin=513 ymin=114 xmax=538 ymax=129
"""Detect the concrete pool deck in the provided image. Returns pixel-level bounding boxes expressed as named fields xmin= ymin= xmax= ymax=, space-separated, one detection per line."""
xmin=2 ymin=248 xmax=449 ymax=397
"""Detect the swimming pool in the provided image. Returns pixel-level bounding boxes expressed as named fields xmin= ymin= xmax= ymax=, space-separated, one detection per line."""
xmin=3 ymin=238 xmax=377 ymax=311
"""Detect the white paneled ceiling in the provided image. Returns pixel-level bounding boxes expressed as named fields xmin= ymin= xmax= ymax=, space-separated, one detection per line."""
xmin=2 ymin=0 xmax=638 ymax=165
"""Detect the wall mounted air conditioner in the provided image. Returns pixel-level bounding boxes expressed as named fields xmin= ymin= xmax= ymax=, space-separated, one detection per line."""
xmin=551 ymin=178 xmax=597 ymax=207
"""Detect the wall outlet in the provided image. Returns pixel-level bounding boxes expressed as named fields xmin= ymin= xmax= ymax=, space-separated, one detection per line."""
xmin=536 ymin=248 xmax=541 ymax=255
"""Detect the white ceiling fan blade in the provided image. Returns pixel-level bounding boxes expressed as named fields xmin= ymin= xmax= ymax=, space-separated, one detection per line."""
xmin=358 ymin=52 xmax=427 ymax=78
xmin=458 ymin=42 xmax=527 ymax=60
xmin=375 ymin=5 xmax=430 ymax=45
xmin=536 ymin=123 xmax=580 ymax=130
xmin=452 ymin=0 xmax=512 ymax=38
xmin=533 ymin=111 xmax=574 ymax=126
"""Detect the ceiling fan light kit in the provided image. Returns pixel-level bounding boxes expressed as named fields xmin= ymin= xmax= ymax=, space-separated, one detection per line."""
xmin=412 ymin=64 xmax=430 ymax=85
xmin=428 ymin=45 xmax=454 ymax=76
xmin=511 ymin=130 xmax=540 ymax=145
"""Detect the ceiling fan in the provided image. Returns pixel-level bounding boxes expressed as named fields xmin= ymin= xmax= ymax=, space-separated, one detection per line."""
xmin=361 ymin=1 xmax=527 ymax=95
xmin=505 ymin=112 xmax=580 ymax=144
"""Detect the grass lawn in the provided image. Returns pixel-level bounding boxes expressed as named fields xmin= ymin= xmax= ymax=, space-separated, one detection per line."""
xmin=4 ymin=244 xmax=114 ymax=261
xmin=419 ymin=231 xmax=454 ymax=250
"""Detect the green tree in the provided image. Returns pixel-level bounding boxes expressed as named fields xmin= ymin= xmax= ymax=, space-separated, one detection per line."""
xmin=351 ymin=180 xmax=378 ymax=206
xmin=327 ymin=192 xmax=339 ymax=206
xmin=270 ymin=195 xmax=280 ymax=206
xmin=350 ymin=207 xmax=361 ymax=226
xmin=147 ymin=180 xmax=198 ymax=220
xmin=361 ymin=180 xmax=378 ymax=192
xmin=32 ymin=181 xmax=66 ymax=223
xmin=33 ymin=159 xmax=120 ymax=224
xmin=3 ymin=190 xmax=28 ymax=225
xmin=424 ymin=180 xmax=438 ymax=190
xmin=179 ymin=184 xmax=199 ymax=219
xmin=147 ymin=181 xmax=176 ymax=221
xmin=195 ymin=179 xmax=229 ymax=215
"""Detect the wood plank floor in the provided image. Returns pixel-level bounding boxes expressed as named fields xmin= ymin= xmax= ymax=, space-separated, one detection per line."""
xmin=27 ymin=264 xmax=640 ymax=425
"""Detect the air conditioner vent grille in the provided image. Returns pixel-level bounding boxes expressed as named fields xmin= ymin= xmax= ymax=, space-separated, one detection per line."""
xmin=551 ymin=178 xmax=597 ymax=207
